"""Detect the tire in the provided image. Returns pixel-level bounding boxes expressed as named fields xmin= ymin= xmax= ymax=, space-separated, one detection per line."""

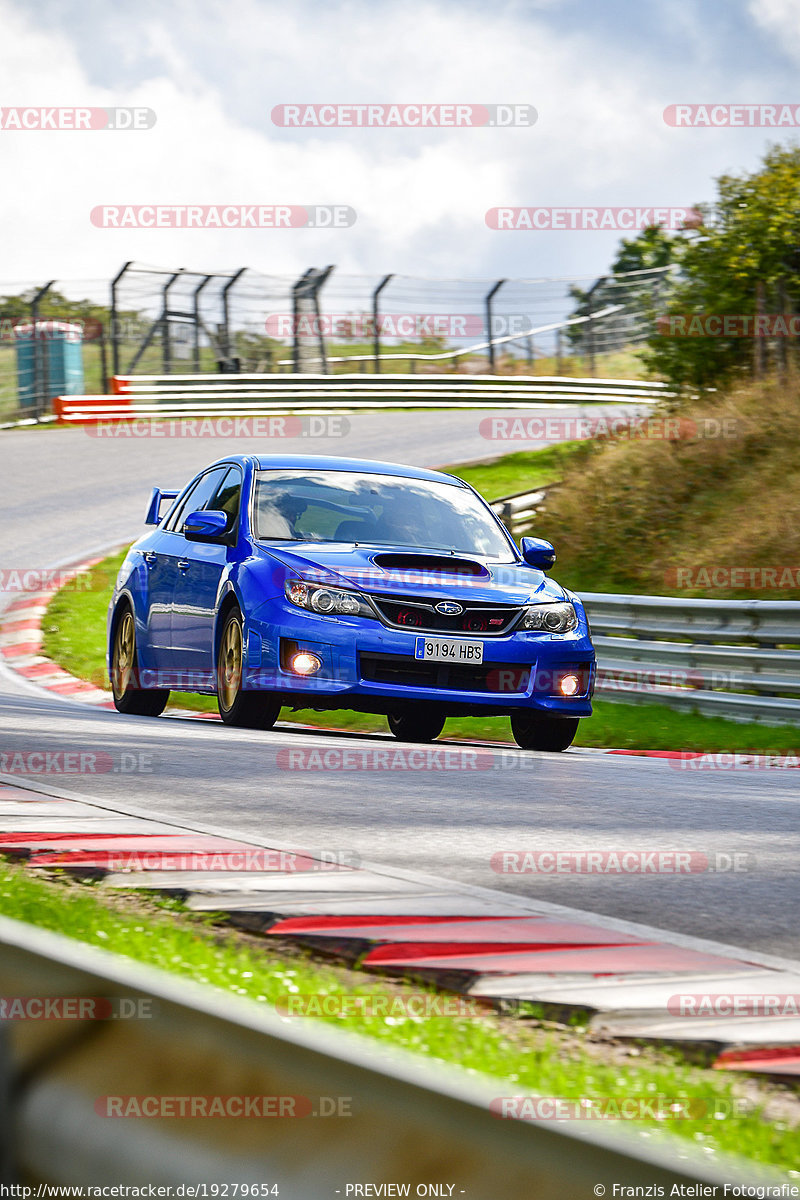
xmin=511 ymin=712 xmax=579 ymax=752
xmin=111 ymin=605 xmax=169 ymax=717
xmin=387 ymin=710 xmax=446 ymax=743
xmin=217 ymin=607 xmax=281 ymax=729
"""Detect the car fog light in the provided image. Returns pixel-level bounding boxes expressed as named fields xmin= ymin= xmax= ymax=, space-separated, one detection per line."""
xmin=559 ymin=673 xmax=581 ymax=696
xmin=291 ymin=651 xmax=322 ymax=676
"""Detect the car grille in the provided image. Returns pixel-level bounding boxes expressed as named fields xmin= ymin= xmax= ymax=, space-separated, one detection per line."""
xmin=369 ymin=594 xmax=522 ymax=636
xmin=359 ymin=653 xmax=531 ymax=693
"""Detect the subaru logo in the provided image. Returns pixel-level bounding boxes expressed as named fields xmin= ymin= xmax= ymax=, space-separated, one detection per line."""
xmin=435 ymin=601 xmax=463 ymax=615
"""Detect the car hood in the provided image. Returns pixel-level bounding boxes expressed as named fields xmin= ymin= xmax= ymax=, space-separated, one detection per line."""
xmin=256 ymin=542 xmax=567 ymax=605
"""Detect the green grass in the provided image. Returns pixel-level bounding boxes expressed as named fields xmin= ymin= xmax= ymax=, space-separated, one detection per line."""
xmin=443 ymin=443 xmax=588 ymax=499
xmin=40 ymin=548 xmax=800 ymax=754
xmin=0 ymin=861 xmax=796 ymax=1172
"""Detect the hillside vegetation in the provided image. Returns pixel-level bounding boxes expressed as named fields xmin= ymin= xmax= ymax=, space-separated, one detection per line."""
xmin=533 ymin=374 xmax=800 ymax=599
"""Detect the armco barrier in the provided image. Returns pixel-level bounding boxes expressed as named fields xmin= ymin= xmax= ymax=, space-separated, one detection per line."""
xmin=582 ymin=594 xmax=800 ymax=723
xmin=0 ymin=915 xmax=777 ymax=1193
xmin=53 ymin=372 xmax=670 ymax=422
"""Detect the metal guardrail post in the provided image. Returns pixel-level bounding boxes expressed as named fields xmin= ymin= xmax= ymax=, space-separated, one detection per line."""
xmin=485 ymin=279 xmax=506 ymax=373
xmin=372 ymin=274 xmax=394 ymax=373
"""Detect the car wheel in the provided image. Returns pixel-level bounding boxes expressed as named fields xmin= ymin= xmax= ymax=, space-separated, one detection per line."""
xmin=217 ymin=607 xmax=281 ymax=729
xmin=511 ymin=712 xmax=579 ymax=752
xmin=111 ymin=606 xmax=170 ymax=716
xmin=387 ymin=710 xmax=446 ymax=743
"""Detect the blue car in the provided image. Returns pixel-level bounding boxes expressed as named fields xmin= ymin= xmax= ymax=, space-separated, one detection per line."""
xmin=108 ymin=455 xmax=595 ymax=751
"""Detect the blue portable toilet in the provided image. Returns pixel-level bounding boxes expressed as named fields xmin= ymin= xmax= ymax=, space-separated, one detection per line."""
xmin=15 ymin=321 xmax=84 ymax=413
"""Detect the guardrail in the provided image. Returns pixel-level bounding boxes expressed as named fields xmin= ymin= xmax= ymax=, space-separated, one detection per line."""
xmin=0 ymin=915 xmax=774 ymax=1194
xmin=491 ymin=486 xmax=553 ymax=532
xmin=487 ymin=493 xmax=800 ymax=725
xmin=581 ymin=594 xmax=800 ymax=723
xmin=52 ymin=373 xmax=671 ymax=423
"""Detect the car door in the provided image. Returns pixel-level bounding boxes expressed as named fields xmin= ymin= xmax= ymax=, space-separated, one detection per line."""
xmin=170 ymin=465 xmax=243 ymax=682
xmin=146 ymin=467 xmax=227 ymax=685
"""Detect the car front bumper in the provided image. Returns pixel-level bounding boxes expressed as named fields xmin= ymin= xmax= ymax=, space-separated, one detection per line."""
xmin=244 ymin=602 xmax=595 ymax=717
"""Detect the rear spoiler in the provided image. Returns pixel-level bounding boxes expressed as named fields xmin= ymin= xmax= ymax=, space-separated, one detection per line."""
xmin=145 ymin=487 xmax=180 ymax=526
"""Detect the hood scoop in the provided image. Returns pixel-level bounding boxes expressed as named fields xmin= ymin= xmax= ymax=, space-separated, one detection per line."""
xmin=372 ymin=553 xmax=489 ymax=578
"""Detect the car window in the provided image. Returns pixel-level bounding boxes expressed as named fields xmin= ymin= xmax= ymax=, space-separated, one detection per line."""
xmin=164 ymin=468 xmax=227 ymax=533
xmin=207 ymin=466 xmax=243 ymax=537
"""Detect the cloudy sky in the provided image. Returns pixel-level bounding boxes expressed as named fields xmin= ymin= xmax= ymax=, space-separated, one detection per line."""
xmin=1 ymin=0 xmax=799 ymax=295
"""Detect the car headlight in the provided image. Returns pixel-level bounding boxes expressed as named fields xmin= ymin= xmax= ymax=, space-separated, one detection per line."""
xmin=285 ymin=579 xmax=374 ymax=618
xmin=521 ymin=601 xmax=579 ymax=633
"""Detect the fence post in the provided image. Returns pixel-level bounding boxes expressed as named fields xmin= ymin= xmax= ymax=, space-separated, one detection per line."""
xmin=110 ymin=261 xmax=132 ymax=377
xmin=221 ymin=268 xmax=247 ymax=370
xmin=584 ymin=276 xmax=606 ymax=377
xmin=161 ymin=271 xmax=182 ymax=374
xmin=485 ymin=279 xmax=506 ymax=373
xmin=372 ymin=274 xmax=394 ymax=373
xmin=192 ymin=275 xmax=214 ymax=373
xmin=312 ymin=265 xmax=335 ymax=374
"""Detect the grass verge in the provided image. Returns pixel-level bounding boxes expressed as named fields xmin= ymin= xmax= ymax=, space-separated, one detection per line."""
xmin=41 ymin=551 xmax=800 ymax=754
xmin=0 ymin=860 xmax=796 ymax=1172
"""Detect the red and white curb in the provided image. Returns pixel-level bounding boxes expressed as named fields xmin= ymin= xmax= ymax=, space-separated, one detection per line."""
xmin=3 ymin=552 xmax=800 ymax=1075
xmin=2 ymin=774 xmax=800 ymax=1077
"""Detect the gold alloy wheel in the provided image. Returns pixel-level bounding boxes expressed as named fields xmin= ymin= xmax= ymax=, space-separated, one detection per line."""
xmin=112 ymin=610 xmax=135 ymax=700
xmin=218 ymin=615 xmax=243 ymax=712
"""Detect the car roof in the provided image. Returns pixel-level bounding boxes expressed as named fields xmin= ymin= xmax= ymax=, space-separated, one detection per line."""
xmin=207 ymin=454 xmax=465 ymax=486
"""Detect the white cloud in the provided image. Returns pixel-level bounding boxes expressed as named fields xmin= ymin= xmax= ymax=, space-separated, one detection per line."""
xmin=0 ymin=0 xmax=795 ymax=294
xmin=748 ymin=0 xmax=800 ymax=61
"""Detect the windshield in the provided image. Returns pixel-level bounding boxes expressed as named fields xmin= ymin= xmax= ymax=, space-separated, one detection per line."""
xmin=252 ymin=469 xmax=514 ymax=559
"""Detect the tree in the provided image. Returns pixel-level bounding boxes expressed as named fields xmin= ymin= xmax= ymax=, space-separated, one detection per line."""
xmin=644 ymin=143 xmax=800 ymax=388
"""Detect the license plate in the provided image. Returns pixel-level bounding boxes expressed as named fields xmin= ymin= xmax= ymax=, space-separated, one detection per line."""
xmin=415 ymin=637 xmax=484 ymax=664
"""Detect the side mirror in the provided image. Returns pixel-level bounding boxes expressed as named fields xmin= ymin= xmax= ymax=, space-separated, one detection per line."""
xmin=183 ymin=509 xmax=229 ymax=542
xmin=520 ymin=536 xmax=556 ymax=571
